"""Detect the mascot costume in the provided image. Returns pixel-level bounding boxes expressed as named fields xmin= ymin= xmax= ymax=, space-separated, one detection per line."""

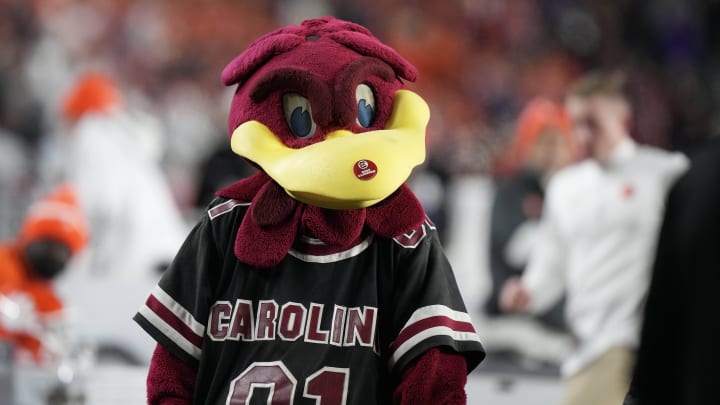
xmin=135 ymin=17 xmax=485 ymax=404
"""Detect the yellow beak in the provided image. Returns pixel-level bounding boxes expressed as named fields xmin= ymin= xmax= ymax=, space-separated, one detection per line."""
xmin=230 ymin=89 xmax=429 ymax=209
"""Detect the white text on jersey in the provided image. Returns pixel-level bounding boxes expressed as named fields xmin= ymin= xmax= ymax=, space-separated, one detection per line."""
xmin=208 ymin=300 xmax=377 ymax=347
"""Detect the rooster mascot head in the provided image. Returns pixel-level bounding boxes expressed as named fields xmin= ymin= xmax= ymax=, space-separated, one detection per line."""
xmin=217 ymin=17 xmax=430 ymax=268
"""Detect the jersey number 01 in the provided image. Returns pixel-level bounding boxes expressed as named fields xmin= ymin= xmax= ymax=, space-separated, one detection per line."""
xmin=227 ymin=361 xmax=349 ymax=405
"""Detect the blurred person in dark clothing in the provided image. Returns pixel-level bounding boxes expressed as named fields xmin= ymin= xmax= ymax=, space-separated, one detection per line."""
xmin=486 ymin=98 xmax=575 ymax=326
xmin=408 ymin=158 xmax=453 ymax=244
xmin=480 ymin=98 xmax=576 ymax=368
xmin=624 ymin=138 xmax=720 ymax=405
xmin=194 ymin=140 xmax=256 ymax=210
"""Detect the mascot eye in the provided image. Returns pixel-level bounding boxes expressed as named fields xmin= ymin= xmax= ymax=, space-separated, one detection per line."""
xmin=283 ymin=93 xmax=317 ymax=138
xmin=355 ymin=83 xmax=376 ymax=128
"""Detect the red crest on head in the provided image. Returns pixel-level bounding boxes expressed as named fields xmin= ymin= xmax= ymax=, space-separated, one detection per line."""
xmin=221 ymin=16 xmax=417 ymax=87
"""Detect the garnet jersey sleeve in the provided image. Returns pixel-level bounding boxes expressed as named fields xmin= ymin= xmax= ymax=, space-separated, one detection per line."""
xmin=133 ymin=212 xmax=222 ymax=368
xmin=384 ymin=219 xmax=486 ymax=376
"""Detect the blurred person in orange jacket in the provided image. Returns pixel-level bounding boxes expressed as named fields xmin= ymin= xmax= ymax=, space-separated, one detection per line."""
xmin=0 ymin=183 xmax=88 ymax=363
xmin=488 ymin=99 xmax=575 ymax=316
xmin=483 ymin=98 xmax=576 ymax=365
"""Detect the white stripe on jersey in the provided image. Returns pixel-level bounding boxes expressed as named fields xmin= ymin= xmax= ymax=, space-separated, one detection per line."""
xmin=287 ymin=235 xmax=374 ymax=263
xmin=138 ymin=304 xmax=202 ymax=360
xmin=423 ymin=217 xmax=437 ymax=230
xmin=402 ymin=305 xmax=474 ymax=327
xmin=388 ymin=305 xmax=481 ymax=370
xmin=389 ymin=327 xmax=482 ymax=368
xmin=207 ymin=199 xmax=250 ymax=220
xmin=298 ymin=235 xmax=326 ymax=245
xmin=152 ymin=286 xmax=206 ymax=337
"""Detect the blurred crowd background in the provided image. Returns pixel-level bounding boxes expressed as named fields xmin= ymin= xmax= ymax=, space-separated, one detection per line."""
xmin=1 ymin=0 xmax=719 ymax=402
xmin=2 ymin=0 xmax=719 ymax=226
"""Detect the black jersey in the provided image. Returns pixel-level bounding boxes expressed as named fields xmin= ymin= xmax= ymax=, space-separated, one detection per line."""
xmin=134 ymin=197 xmax=485 ymax=405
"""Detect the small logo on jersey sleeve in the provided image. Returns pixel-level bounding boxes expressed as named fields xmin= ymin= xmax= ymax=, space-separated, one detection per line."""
xmin=392 ymin=223 xmax=427 ymax=248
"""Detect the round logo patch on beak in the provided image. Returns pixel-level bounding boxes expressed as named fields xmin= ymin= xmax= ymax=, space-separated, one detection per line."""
xmin=354 ymin=159 xmax=378 ymax=180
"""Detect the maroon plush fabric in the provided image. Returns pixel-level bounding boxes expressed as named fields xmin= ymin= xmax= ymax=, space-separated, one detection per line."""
xmin=366 ymin=185 xmax=427 ymax=238
xmin=217 ymin=171 xmax=270 ymax=201
xmin=221 ymin=17 xmax=416 ymax=88
xmin=393 ymin=348 xmax=469 ymax=405
xmin=233 ymin=184 xmax=303 ymax=268
xmin=147 ymin=344 xmax=196 ymax=405
xmin=217 ymin=178 xmax=426 ymax=268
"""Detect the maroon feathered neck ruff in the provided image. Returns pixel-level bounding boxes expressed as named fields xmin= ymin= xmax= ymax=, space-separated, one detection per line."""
xmin=217 ymin=172 xmax=426 ymax=268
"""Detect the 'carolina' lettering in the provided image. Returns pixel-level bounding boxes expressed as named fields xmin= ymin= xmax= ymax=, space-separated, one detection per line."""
xmin=208 ymin=300 xmax=377 ymax=348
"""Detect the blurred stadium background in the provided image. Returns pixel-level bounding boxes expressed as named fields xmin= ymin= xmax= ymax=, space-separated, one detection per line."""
xmin=1 ymin=0 xmax=718 ymax=403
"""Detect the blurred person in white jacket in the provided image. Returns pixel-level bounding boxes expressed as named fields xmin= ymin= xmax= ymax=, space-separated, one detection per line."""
xmin=59 ymin=72 xmax=187 ymax=280
xmin=500 ymin=71 xmax=688 ymax=405
xmin=41 ymin=72 xmax=189 ymax=366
